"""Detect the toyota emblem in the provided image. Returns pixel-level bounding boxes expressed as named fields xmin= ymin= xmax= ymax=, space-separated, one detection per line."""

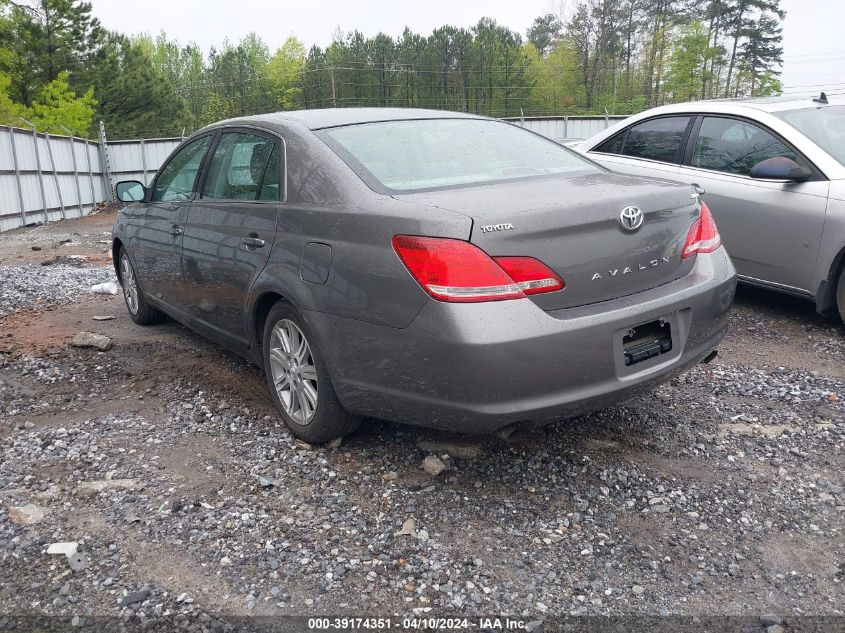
xmin=619 ymin=206 xmax=644 ymax=232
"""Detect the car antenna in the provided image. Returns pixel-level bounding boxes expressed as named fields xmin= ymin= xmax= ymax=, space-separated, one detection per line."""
xmin=813 ymin=91 xmax=828 ymax=104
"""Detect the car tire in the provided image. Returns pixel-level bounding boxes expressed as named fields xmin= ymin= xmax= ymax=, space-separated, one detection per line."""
xmin=262 ymin=301 xmax=361 ymax=443
xmin=118 ymin=247 xmax=165 ymax=326
xmin=837 ymin=266 xmax=845 ymax=322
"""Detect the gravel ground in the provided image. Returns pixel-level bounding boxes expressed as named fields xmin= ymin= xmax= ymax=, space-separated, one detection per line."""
xmin=0 ymin=213 xmax=844 ymax=631
xmin=0 ymin=264 xmax=115 ymax=317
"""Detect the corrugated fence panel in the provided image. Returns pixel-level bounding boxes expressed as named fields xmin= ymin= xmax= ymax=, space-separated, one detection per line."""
xmin=144 ymin=140 xmax=181 ymax=165
xmin=0 ymin=128 xmax=14 ymax=170
xmin=108 ymin=142 xmax=143 ymax=177
xmin=0 ymin=129 xmax=20 ymax=231
xmin=14 ymin=130 xmax=39 ymax=172
xmin=505 ymin=116 xmax=628 ymax=141
xmin=19 ymin=173 xmax=44 ymax=221
xmin=0 ymin=125 xmax=181 ymax=232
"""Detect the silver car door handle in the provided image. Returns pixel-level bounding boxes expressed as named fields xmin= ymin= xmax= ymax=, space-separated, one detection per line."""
xmin=170 ymin=225 xmax=183 ymax=236
xmin=242 ymin=237 xmax=266 ymax=249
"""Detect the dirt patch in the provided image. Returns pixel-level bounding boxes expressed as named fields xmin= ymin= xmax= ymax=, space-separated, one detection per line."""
xmin=0 ymin=210 xmax=117 ymax=267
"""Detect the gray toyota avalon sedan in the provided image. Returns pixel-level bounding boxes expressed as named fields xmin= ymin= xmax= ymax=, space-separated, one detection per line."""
xmin=112 ymin=108 xmax=736 ymax=443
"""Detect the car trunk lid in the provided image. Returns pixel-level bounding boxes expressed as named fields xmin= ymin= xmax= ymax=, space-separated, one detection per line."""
xmin=393 ymin=171 xmax=699 ymax=310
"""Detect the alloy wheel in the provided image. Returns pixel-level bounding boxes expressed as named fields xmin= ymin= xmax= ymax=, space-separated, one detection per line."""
xmin=268 ymin=319 xmax=319 ymax=425
xmin=120 ymin=254 xmax=139 ymax=315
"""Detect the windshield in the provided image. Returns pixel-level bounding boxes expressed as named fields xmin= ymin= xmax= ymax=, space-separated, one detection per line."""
xmin=775 ymin=105 xmax=845 ymax=166
xmin=320 ymin=118 xmax=598 ymax=192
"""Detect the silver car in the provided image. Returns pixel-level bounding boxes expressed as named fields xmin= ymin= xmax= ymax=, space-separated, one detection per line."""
xmin=576 ymin=95 xmax=845 ymax=320
xmin=112 ymin=109 xmax=735 ymax=442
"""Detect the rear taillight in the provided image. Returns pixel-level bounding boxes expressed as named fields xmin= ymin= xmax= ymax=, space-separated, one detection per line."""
xmin=392 ymin=235 xmax=563 ymax=303
xmin=493 ymin=256 xmax=565 ymax=295
xmin=682 ymin=201 xmax=722 ymax=259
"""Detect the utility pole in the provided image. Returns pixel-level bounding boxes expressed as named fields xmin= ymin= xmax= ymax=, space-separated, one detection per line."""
xmin=331 ymin=65 xmax=337 ymax=108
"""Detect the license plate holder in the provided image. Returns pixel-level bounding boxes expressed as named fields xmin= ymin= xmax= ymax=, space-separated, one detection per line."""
xmin=622 ymin=319 xmax=672 ymax=367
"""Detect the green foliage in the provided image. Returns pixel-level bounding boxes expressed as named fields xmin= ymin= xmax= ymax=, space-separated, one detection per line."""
xmin=752 ymin=71 xmax=781 ymax=96
xmin=524 ymin=39 xmax=586 ymax=112
xmin=204 ymin=33 xmax=271 ymax=120
xmin=27 ymin=70 xmax=96 ymax=134
xmin=198 ymin=91 xmax=235 ymax=126
xmin=87 ymin=32 xmax=191 ymax=137
xmin=4 ymin=0 xmax=101 ymax=103
xmin=527 ymin=14 xmax=563 ymax=57
xmin=0 ymin=68 xmax=95 ymax=134
xmin=0 ymin=70 xmax=26 ymax=125
xmin=267 ymin=36 xmax=305 ymax=110
xmin=664 ymin=22 xmax=715 ymax=103
xmin=0 ymin=0 xmax=787 ymax=136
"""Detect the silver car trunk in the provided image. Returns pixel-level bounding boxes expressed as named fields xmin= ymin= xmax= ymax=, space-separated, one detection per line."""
xmin=395 ymin=171 xmax=700 ymax=310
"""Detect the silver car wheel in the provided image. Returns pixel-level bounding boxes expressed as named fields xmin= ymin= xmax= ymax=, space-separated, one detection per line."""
xmin=120 ymin=253 xmax=139 ymax=315
xmin=268 ymin=319 xmax=319 ymax=425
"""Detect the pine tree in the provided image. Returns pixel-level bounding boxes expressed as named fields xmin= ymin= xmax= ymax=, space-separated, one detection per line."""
xmin=6 ymin=0 xmax=101 ymax=103
xmin=527 ymin=14 xmax=563 ymax=57
xmin=87 ymin=32 xmax=191 ymax=137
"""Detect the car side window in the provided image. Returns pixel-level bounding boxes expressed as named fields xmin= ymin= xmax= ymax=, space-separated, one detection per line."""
xmin=259 ymin=144 xmax=281 ymax=201
xmin=151 ymin=135 xmax=212 ymax=202
xmin=620 ymin=116 xmax=690 ymax=163
xmin=594 ymin=130 xmax=625 ymax=154
xmin=202 ymin=132 xmax=276 ymax=200
xmin=693 ymin=117 xmax=798 ymax=176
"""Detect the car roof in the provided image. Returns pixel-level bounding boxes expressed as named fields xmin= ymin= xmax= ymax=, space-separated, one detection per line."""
xmin=208 ymin=108 xmax=486 ymax=132
xmin=635 ymin=94 xmax=845 ymax=116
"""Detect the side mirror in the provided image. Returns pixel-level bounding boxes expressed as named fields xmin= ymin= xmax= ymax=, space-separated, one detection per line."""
xmin=116 ymin=180 xmax=146 ymax=202
xmin=749 ymin=157 xmax=812 ymax=182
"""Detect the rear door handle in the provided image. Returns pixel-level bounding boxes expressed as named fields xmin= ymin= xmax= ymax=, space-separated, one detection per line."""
xmin=242 ymin=237 xmax=266 ymax=249
xmin=170 ymin=225 xmax=183 ymax=236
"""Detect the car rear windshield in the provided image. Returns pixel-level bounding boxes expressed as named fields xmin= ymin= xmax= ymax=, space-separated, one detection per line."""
xmin=319 ymin=118 xmax=597 ymax=192
xmin=775 ymin=105 xmax=845 ymax=166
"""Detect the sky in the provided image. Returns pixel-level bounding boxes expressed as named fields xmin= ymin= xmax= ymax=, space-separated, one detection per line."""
xmin=87 ymin=0 xmax=845 ymax=98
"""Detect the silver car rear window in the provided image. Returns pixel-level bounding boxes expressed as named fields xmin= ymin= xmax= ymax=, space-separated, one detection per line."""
xmin=775 ymin=105 xmax=845 ymax=166
xmin=321 ymin=119 xmax=597 ymax=192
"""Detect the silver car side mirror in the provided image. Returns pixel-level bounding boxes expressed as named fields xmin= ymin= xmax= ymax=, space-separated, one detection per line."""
xmin=750 ymin=157 xmax=812 ymax=182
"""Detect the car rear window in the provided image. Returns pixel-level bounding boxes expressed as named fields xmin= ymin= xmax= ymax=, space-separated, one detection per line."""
xmin=319 ymin=119 xmax=597 ymax=192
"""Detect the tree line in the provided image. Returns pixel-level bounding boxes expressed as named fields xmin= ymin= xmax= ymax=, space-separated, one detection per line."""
xmin=0 ymin=0 xmax=785 ymax=139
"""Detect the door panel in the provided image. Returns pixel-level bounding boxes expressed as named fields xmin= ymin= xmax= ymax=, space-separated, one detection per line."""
xmin=182 ymin=202 xmax=278 ymax=346
xmin=677 ymin=115 xmax=829 ymax=292
xmin=132 ymin=201 xmax=188 ymax=306
xmin=675 ymin=166 xmax=828 ymax=291
xmin=132 ymin=134 xmax=213 ymax=307
xmin=589 ymin=153 xmax=681 ymax=181
xmin=181 ymin=131 xmax=281 ymax=347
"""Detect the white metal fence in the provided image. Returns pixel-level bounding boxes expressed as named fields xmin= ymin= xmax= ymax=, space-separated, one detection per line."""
xmin=0 ymin=124 xmax=181 ymax=233
xmin=0 ymin=114 xmax=632 ymax=233
xmin=505 ymin=115 xmax=628 ymax=141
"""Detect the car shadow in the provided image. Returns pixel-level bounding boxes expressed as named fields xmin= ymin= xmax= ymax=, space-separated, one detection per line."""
xmin=733 ymin=283 xmax=844 ymax=332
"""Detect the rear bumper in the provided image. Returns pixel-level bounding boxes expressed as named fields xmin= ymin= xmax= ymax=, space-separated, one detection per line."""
xmin=306 ymin=249 xmax=737 ymax=432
